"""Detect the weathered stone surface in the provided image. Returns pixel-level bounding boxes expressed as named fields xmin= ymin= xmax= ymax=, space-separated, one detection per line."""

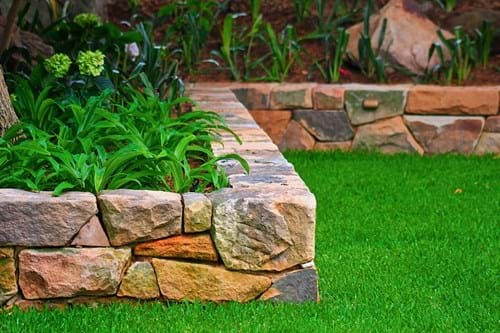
xmin=19 ymin=248 xmax=131 ymax=299
xmin=118 ymin=262 xmax=160 ymax=299
xmin=279 ymin=121 xmax=316 ymax=151
xmin=98 ymin=190 xmax=182 ymax=246
xmin=0 ymin=248 xmax=16 ymax=306
xmin=294 ymin=110 xmax=354 ymax=141
xmin=406 ymin=86 xmax=499 ymax=116
xmin=71 ymin=216 xmax=110 ymax=247
xmin=134 ymin=234 xmax=218 ymax=262
xmin=209 ymin=187 xmax=316 ymax=272
xmin=250 ymin=110 xmax=292 ymax=144
xmin=0 ymin=190 xmax=97 ymax=247
xmin=152 ymin=259 xmax=271 ymax=302
xmin=474 ymin=133 xmax=500 ymax=155
xmin=313 ymin=85 xmax=345 ymax=110
xmin=346 ymin=0 xmax=453 ymax=75
xmin=270 ymin=84 xmax=314 ymax=109
xmin=183 ymin=192 xmax=212 ymax=233
xmin=485 ymin=116 xmax=500 ymax=133
xmin=404 ymin=116 xmax=484 ymax=154
xmin=232 ymin=84 xmax=275 ymax=110
xmin=345 ymin=87 xmax=407 ymax=125
xmin=353 ymin=116 xmax=423 ymax=154
xmin=260 ymin=268 xmax=319 ymax=303
xmin=314 ymin=141 xmax=352 ymax=151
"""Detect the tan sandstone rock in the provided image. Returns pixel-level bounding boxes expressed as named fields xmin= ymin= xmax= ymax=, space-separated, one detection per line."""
xmin=71 ymin=216 xmax=110 ymax=247
xmin=314 ymin=141 xmax=352 ymax=151
xmin=352 ymin=116 xmax=424 ymax=154
xmin=404 ymin=116 xmax=484 ymax=154
xmin=270 ymin=84 xmax=315 ymax=109
xmin=118 ymin=262 xmax=160 ymax=299
xmin=485 ymin=116 xmax=500 ymax=133
xmin=250 ymin=110 xmax=292 ymax=144
xmin=134 ymin=234 xmax=218 ymax=262
xmin=0 ymin=190 xmax=97 ymax=246
xmin=98 ymin=190 xmax=182 ymax=246
xmin=0 ymin=248 xmax=17 ymax=305
xmin=152 ymin=259 xmax=271 ymax=302
xmin=183 ymin=192 xmax=212 ymax=233
xmin=474 ymin=133 xmax=500 ymax=155
xmin=313 ymin=85 xmax=345 ymax=110
xmin=209 ymin=187 xmax=316 ymax=272
xmin=19 ymin=248 xmax=131 ymax=299
xmin=279 ymin=121 xmax=316 ymax=151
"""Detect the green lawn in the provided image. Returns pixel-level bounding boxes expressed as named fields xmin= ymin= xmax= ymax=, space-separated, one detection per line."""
xmin=1 ymin=152 xmax=499 ymax=332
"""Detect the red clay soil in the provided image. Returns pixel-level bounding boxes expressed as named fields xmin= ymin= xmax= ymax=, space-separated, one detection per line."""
xmin=107 ymin=0 xmax=500 ymax=86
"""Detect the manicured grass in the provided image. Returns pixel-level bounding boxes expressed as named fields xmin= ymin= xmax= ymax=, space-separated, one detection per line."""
xmin=1 ymin=152 xmax=499 ymax=332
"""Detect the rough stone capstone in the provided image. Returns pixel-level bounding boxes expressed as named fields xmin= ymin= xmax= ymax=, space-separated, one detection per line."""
xmin=98 ymin=189 xmax=182 ymax=246
xmin=270 ymin=84 xmax=315 ymax=109
xmin=183 ymin=192 xmax=212 ymax=233
xmin=19 ymin=248 xmax=131 ymax=299
xmin=0 ymin=190 xmax=97 ymax=246
xmin=152 ymin=259 xmax=271 ymax=302
xmin=313 ymin=85 xmax=345 ymax=110
xmin=117 ymin=261 xmax=160 ymax=299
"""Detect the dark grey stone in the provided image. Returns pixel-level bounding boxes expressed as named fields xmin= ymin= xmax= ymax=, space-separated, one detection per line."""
xmin=293 ymin=110 xmax=354 ymax=141
xmin=265 ymin=268 xmax=319 ymax=303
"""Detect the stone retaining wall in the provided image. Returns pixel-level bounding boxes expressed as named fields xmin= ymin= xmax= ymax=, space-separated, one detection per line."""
xmin=0 ymin=88 xmax=318 ymax=310
xmin=230 ymin=83 xmax=500 ymax=155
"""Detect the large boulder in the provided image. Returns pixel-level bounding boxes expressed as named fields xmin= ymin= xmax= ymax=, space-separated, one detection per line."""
xmin=346 ymin=0 xmax=452 ymax=75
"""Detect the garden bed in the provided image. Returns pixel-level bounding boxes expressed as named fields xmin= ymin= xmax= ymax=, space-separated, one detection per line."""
xmin=0 ymin=86 xmax=318 ymax=309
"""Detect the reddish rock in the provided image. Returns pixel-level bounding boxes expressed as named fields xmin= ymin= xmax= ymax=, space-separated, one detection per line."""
xmin=0 ymin=248 xmax=17 ymax=305
xmin=250 ymin=110 xmax=292 ymax=144
xmin=0 ymin=190 xmax=97 ymax=247
xmin=352 ymin=116 xmax=424 ymax=154
xmin=406 ymin=86 xmax=499 ymax=116
xmin=270 ymin=84 xmax=315 ymax=110
xmin=314 ymin=141 xmax=352 ymax=151
xmin=484 ymin=116 xmax=500 ymax=133
xmin=183 ymin=192 xmax=212 ymax=233
xmin=313 ymin=85 xmax=345 ymax=110
xmin=118 ymin=262 xmax=160 ymax=299
xmin=404 ymin=116 xmax=484 ymax=154
xmin=71 ymin=216 xmax=110 ymax=247
xmin=98 ymin=190 xmax=182 ymax=246
xmin=346 ymin=0 xmax=453 ymax=75
xmin=279 ymin=121 xmax=316 ymax=151
xmin=19 ymin=248 xmax=131 ymax=299
xmin=134 ymin=234 xmax=219 ymax=262
xmin=152 ymin=259 xmax=271 ymax=302
xmin=474 ymin=133 xmax=500 ymax=155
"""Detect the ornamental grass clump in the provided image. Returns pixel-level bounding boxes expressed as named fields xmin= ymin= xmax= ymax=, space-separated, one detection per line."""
xmin=77 ymin=50 xmax=105 ymax=77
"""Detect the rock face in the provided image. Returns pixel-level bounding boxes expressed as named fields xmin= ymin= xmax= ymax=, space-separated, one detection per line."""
xmin=19 ymin=248 xmax=131 ymax=299
xmin=346 ymin=0 xmax=453 ymax=75
xmin=0 ymin=190 xmax=97 ymax=246
xmin=352 ymin=116 xmax=423 ymax=154
xmin=270 ymin=84 xmax=314 ymax=109
xmin=484 ymin=116 xmax=500 ymax=133
xmin=152 ymin=259 xmax=271 ymax=302
xmin=134 ymin=234 xmax=218 ymax=262
xmin=183 ymin=192 xmax=212 ymax=233
xmin=232 ymin=84 xmax=275 ymax=110
xmin=279 ymin=121 xmax=316 ymax=150
xmin=345 ymin=87 xmax=406 ymax=125
xmin=406 ymin=86 xmax=499 ymax=116
xmin=118 ymin=262 xmax=160 ymax=299
xmin=0 ymin=248 xmax=17 ymax=305
xmin=71 ymin=216 xmax=110 ymax=247
xmin=209 ymin=187 xmax=316 ymax=272
xmin=260 ymin=268 xmax=319 ymax=303
xmin=98 ymin=190 xmax=182 ymax=246
xmin=314 ymin=141 xmax=352 ymax=151
xmin=294 ymin=110 xmax=354 ymax=141
xmin=250 ymin=110 xmax=292 ymax=144
xmin=474 ymin=133 xmax=500 ymax=155
xmin=404 ymin=116 xmax=484 ymax=154
xmin=313 ymin=85 xmax=345 ymax=110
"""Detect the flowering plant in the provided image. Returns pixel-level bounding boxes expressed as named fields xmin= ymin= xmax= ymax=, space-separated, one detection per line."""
xmin=77 ymin=50 xmax=105 ymax=77
xmin=73 ymin=13 xmax=101 ymax=28
xmin=44 ymin=53 xmax=72 ymax=78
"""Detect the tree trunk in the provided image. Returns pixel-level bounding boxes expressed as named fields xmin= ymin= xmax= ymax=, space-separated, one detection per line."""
xmin=0 ymin=66 xmax=18 ymax=136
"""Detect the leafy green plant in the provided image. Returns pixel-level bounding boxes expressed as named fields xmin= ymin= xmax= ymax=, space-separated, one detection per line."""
xmin=434 ymin=0 xmax=458 ymax=13
xmin=293 ymin=0 xmax=313 ymax=23
xmin=315 ymin=28 xmax=349 ymax=83
xmin=211 ymin=14 xmax=242 ymax=81
xmin=475 ymin=20 xmax=493 ymax=69
xmin=357 ymin=0 xmax=388 ymax=83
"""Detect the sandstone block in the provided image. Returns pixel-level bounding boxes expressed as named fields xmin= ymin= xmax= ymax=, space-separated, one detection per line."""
xmin=404 ymin=116 xmax=484 ymax=154
xmin=152 ymin=259 xmax=271 ymax=302
xmin=71 ymin=216 xmax=110 ymax=247
xmin=278 ymin=121 xmax=316 ymax=151
xmin=232 ymin=84 xmax=275 ymax=110
xmin=98 ymin=190 xmax=182 ymax=246
xmin=485 ymin=116 xmax=500 ymax=133
xmin=0 ymin=190 xmax=97 ymax=246
xmin=0 ymin=248 xmax=16 ymax=306
xmin=183 ymin=192 xmax=212 ymax=233
xmin=314 ymin=141 xmax=352 ymax=151
xmin=270 ymin=84 xmax=315 ymax=109
xmin=294 ymin=110 xmax=354 ymax=141
xmin=313 ymin=85 xmax=345 ymax=110
xmin=118 ymin=262 xmax=160 ymax=299
xmin=474 ymin=133 xmax=500 ymax=155
xmin=19 ymin=248 xmax=131 ymax=299
xmin=250 ymin=110 xmax=292 ymax=144
xmin=134 ymin=234 xmax=218 ymax=262
xmin=260 ymin=268 xmax=319 ymax=303
xmin=352 ymin=116 xmax=423 ymax=154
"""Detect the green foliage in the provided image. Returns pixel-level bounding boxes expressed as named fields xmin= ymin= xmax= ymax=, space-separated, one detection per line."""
xmin=435 ymin=0 xmax=458 ymax=13
xmin=357 ymin=0 xmax=388 ymax=83
xmin=475 ymin=20 xmax=494 ymax=69
xmin=293 ymin=0 xmax=313 ymax=23
xmin=77 ymin=50 xmax=105 ymax=77
xmin=73 ymin=13 xmax=102 ymax=28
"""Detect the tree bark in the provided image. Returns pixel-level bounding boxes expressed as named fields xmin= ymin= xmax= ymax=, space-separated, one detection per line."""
xmin=0 ymin=66 xmax=18 ymax=136
xmin=0 ymin=0 xmax=23 ymax=53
